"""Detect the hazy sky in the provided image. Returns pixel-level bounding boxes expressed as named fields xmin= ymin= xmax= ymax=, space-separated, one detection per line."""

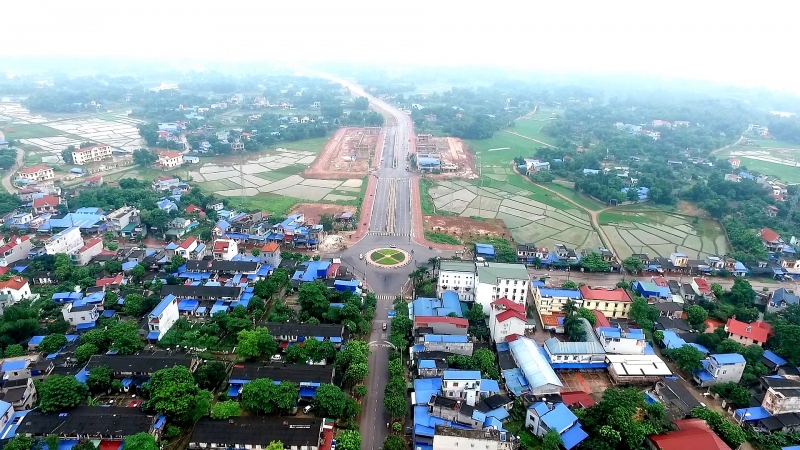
xmin=4 ymin=0 xmax=798 ymax=91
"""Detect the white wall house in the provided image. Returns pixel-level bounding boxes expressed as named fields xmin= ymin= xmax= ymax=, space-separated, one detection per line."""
xmin=441 ymin=370 xmax=482 ymax=406
xmin=61 ymin=302 xmax=99 ymax=327
xmin=531 ymin=287 xmax=583 ymax=316
xmin=692 ymin=353 xmax=746 ymax=387
xmin=72 ymin=145 xmax=112 ymax=165
xmin=212 ymin=239 xmax=239 ymax=261
xmin=44 ymin=227 xmax=84 ymax=256
xmin=107 ymin=206 xmax=139 ymax=232
xmin=437 ymin=261 xmax=475 ymax=301
xmin=17 ymin=165 xmax=54 ymax=182
xmin=475 ymin=262 xmax=529 ymax=314
xmin=147 ymin=294 xmax=180 ymax=341
xmin=596 ymin=327 xmax=647 ymax=355
xmin=158 ymin=151 xmax=183 ymax=169
xmin=0 ymin=277 xmax=32 ymax=303
xmin=488 ymin=298 xmax=526 ymax=344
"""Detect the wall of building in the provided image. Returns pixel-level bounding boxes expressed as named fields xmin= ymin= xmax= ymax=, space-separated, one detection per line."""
xmin=438 ymin=270 xmax=475 ymax=301
xmin=764 ymin=388 xmax=800 ymax=415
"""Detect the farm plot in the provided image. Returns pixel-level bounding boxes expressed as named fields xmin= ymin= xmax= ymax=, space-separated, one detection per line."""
xmin=423 ymin=177 xmax=603 ymax=249
xmin=599 ymin=209 xmax=729 ymax=259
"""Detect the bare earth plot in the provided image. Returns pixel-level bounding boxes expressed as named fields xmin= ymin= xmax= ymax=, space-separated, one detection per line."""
xmin=303 ymin=127 xmax=381 ymax=178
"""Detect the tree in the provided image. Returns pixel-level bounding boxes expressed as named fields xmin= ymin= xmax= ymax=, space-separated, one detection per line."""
xmin=79 ymin=328 xmax=110 ymax=350
xmin=384 ymin=390 xmax=408 ymax=419
xmin=61 ymin=148 xmax=74 ymax=164
xmin=725 ymin=278 xmax=756 ymax=307
xmin=577 ymin=307 xmax=596 ymax=326
xmin=345 ymin=362 xmax=369 ymax=384
xmin=563 ymin=299 xmax=586 ymax=342
xmin=4 ymin=435 xmax=34 ymax=450
xmin=561 ymin=280 xmax=578 ymax=289
xmin=122 ymin=293 xmax=148 ymax=317
xmin=665 ymin=345 xmax=705 ymax=372
xmin=304 ymin=339 xmax=336 ymax=363
xmin=383 ymin=436 xmax=406 ymax=450
xmin=285 ymin=344 xmax=308 ymax=364
xmin=473 ymin=348 xmax=500 ymax=379
xmin=274 ymin=381 xmax=300 ymax=412
xmin=313 ymin=384 xmax=348 ymax=418
xmin=122 ymin=433 xmax=158 ymax=450
xmin=686 ymin=305 xmax=708 ymax=327
xmin=237 ymin=328 xmax=277 ymax=360
xmin=388 ymin=359 xmax=404 ymax=378
xmin=4 ymin=344 xmax=24 ymax=358
xmin=210 ymin=400 xmax=241 ymax=419
xmin=144 ymin=366 xmax=203 ymax=425
xmin=465 ymin=303 xmax=485 ymax=322
xmin=72 ymin=440 xmax=98 ymax=450
xmin=578 ymin=387 xmax=671 ymax=450
xmin=132 ymin=264 xmax=146 ymax=280
xmin=264 ymin=443 xmax=284 ymax=450
xmin=354 ymin=384 xmax=368 ymax=398
xmin=772 ymin=323 xmax=800 ymax=365
xmin=710 ymin=382 xmax=750 ymax=408
xmin=353 ymin=97 xmax=369 ymax=110
xmin=86 ymin=365 xmax=113 ymax=394
xmin=132 ymin=149 xmax=157 ymax=168
xmin=335 ymin=340 xmax=370 ymax=374
xmin=711 ymin=283 xmax=724 ymax=298
xmin=241 ymin=378 xmax=296 ymax=414
xmin=37 ymin=375 xmax=88 ymax=413
xmin=298 ymin=281 xmax=330 ymax=319
xmin=541 ymin=429 xmax=563 ymax=450
xmin=108 ymin=321 xmax=143 ymax=354
xmin=38 ymin=334 xmax=67 ymax=354
xmin=579 ymin=252 xmax=611 ymax=272
xmin=194 ymin=361 xmax=227 ymax=390
xmin=336 ymin=430 xmax=361 ymax=450
xmin=622 ymin=256 xmax=645 ymax=274
xmin=629 ymin=297 xmax=658 ymax=331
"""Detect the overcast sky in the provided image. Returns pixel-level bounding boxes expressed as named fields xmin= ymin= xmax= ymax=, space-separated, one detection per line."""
xmin=4 ymin=0 xmax=798 ymax=91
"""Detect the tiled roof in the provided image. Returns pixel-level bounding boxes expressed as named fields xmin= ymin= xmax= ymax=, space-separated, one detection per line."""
xmin=579 ymin=286 xmax=631 ymax=302
xmin=761 ymin=227 xmax=780 ymax=243
xmin=491 ymin=297 xmax=525 ymax=312
xmin=649 ymin=418 xmax=730 ymax=450
xmin=19 ymin=165 xmax=52 ymax=174
xmin=33 ymin=195 xmax=61 ymax=209
xmin=0 ymin=276 xmax=28 ymax=291
xmin=261 ymin=242 xmax=280 ymax=252
xmin=725 ymin=318 xmax=772 ymax=343
xmin=179 ymin=236 xmax=197 ymax=249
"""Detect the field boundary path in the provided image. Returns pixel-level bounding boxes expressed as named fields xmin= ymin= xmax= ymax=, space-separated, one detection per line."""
xmin=710 ymin=134 xmax=745 ymax=156
xmin=500 ymin=130 xmax=557 ymax=148
xmin=1 ymin=146 xmax=24 ymax=194
xmin=410 ymin=175 xmax=463 ymax=252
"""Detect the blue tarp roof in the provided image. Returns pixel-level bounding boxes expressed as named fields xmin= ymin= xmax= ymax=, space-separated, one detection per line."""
xmin=481 ymin=379 xmax=500 ymax=393
xmin=561 ymin=424 xmax=589 ymax=450
xmin=101 ymin=310 xmax=116 ymax=318
xmin=508 ymin=336 xmax=563 ymax=391
xmin=147 ymin=331 xmax=160 ymax=340
xmin=538 ymin=402 xmax=578 ymax=433
xmin=425 ymin=335 xmax=468 ymax=343
xmin=413 ymin=378 xmax=442 ymax=405
xmin=150 ymin=294 xmax=176 ymax=318
xmin=419 ymin=360 xmax=436 ymax=369
xmin=538 ymin=288 xmax=582 ymax=299
xmin=412 ymin=296 xmax=462 ymax=317
xmin=121 ymin=261 xmax=139 ymax=271
xmin=735 ymin=406 xmax=771 ymax=421
xmin=178 ymin=299 xmax=199 ymax=311
xmin=227 ymin=386 xmax=240 ymax=397
xmin=28 ymin=335 xmax=46 ymax=346
xmin=475 ymin=243 xmax=495 ymax=256
xmin=711 ymin=353 xmax=746 ymax=365
xmin=443 ymin=370 xmax=481 ymax=380
xmin=764 ymin=350 xmax=788 ymax=366
xmin=76 ymin=322 xmax=96 ymax=330
xmin=2 ymin=360 xmax=26 ymax=371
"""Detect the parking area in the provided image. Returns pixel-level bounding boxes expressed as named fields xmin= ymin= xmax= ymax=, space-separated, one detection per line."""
xmin=558 ymin=371 xmax=613 ymax=399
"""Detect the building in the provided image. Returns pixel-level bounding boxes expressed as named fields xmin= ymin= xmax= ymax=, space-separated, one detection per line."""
xmin=147 ymin=294 xmax=180 ymax=341
xmin=85 ymin=353 xmax=199 ymax=377
xmin=31 ymin=195 xmax=61 ymax=214
xmin=474 ymin=262 xmax=530 ymax=314
xmin=16 ymin=406 xmax=165 ymax=441
xmin=768 ymin=288 xmax=800 ymax=313
xmin=212 ymin=239 xmax=239 ymax=260
xmin=260 ymin=322 xmax=346 ymax=346
xmin=725 ymin=318 xmax=773 ymax=347
xmin=432 ymin=426 xmax=519 ymax=450
xmin=437 ymin=260 xmax=476 ymax=301
xmin=228 ymin=363 xmax=335 ymax=391
xmin=654 ymin=378 xmax=702 ymax=419
xmin=605 ymin=354 xmax=672 ymax=384
xmin=692 ymin=353 xmax=746 ymax=387
xmin=762 ymin=376 xmax=800 ymax=416
xmin=160 ymin=285 xmax=243 ymax=302
xmin=579 ymin=286 xmax=633 ymax=318
xmin=16 ymin=165 xmax=54 ymax=182
xmin=647 ymin=418 xmax=731 ymax=450
xmin=44 ymin=227 xmax=84 ymax=256
xmin=0 ymin=235 xmax=33 ymax=267
xmin=691 ymin=277 xmax=713 ymax=297
xmin=505 ymin=335 xmax=563 ymax=395
xmin=71 ymin=144 xmax=112 ymax=165
xmin=531 ymin=287 xmax=582 ymax=316
xmin=488 ymin=298 xmax=527 ymax=344
xmin=1 ymin=376 xmax=37 ymax=409
xmin=412 ymin=293 xmax=463 ymax=318
xmin=189 ymin=416 xmax=324 ymax=450
xmin=761 ymin=227 xmax=785 ymax=253
xmin=729 ymin=158 xmax=741 ymax=169
xmin=107 ymin=206 xmax=139 ymax=233
xmin=259 ymin=242 xmax=282 ymax=268
xmin=61 ymin=302 xmax=99 ymax=329
xmin=525 ymin=402 xmax=588 ymax=450
xmin=541 ymin=318 xmax=607 ymax=369
xmin=74 ymin=236 xmax=103 ymax=266
xmin=0 ymin=277 xmax=31 ymax=303
xmin=596 ymin=326 xmax=646 ymax=354
xmin=440 ymin=370 xmax=500 ymax=406
xmin=157 ymin=151 xmax=183 ymax=169
xmin=414 ymin=316 xmax=469 ymax=336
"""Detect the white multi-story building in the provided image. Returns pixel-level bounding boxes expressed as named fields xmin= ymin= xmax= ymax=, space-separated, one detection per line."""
xmin=0 ymin=276 xmax=32 ymax=303
xmin=73 ymin=237 xmax=103 ymax=266
xmin=441 ymin=370 xmax=484 ymax=406
xmin=147 ymin=294 xmax=180 ymax=341
xmin=692 ymin=353 xmax=746 ymax=387
xmin=157 ymin=151 xmax=183 ymax=169
xmin=432 ymin=427 xmax=518 ymax=450
xmin=61 ymin=302 xmax=99 ymax=328
xmin=107 ymin=206 xmax=139 ymax=232
xmin=0 ymin=235 xmax=33 ymax=267
xmin=212 ymin=239 xmax=239 ymax=261
xmin=596 ymin=327 xmax=646 ymax=354
xmin=475 ymin=262 xmax=529 ymax=314
xmin=17 ymin=165 xmax=54 ymax=182
xmin=437 ymin=260 xmax=475 ymax=301
xmin=72 ymin=144 xmax=112 ymax=165
xmin=44 ymin=227 xmax=84 ymax=256
xmin=488 ymin=298 xmax=526 ymax=344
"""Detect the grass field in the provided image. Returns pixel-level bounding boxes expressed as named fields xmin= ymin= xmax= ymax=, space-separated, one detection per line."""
xmin=370 ymin=249 xmax=406 ymax=265
xmin=424 ymin=231 xmax=462 ymax=245
xmin=466 ymin=132 xmax=546 ymax=166
xmin=242 ymin=194 xmax=302 ymax=216
xmin=1 ymin=124 xmax=63 ymax=140
xmin=739 ymin=158 xmax=800 ymax=182
xmin=275 ymin=136 xmax=330 ymax=153
xmin=545 ymin=182 xmax=605 ymax=211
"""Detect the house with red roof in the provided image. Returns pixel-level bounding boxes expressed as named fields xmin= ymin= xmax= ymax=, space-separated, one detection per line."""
xmin=185 ymin=205 xmax=205 ymax=217
xmin=725 ymin=318 xmax=773 ymax=347
xmin=174 ymin=236 xmax=207 ymax=260
xmin=579 ymin=286 xmax=633 ymax=319
xmin=84 ymin=174 xmax=103 ymax=187
xmin=488 ymin=298 xmax=526 ymax=344
xmin=560 ymin=391 xmax=596 ymax=409
xmin=0 ymin=276 xmax=31 ymax=303
xmin=212 ymin=239 xmax=239 ymax=261
xmin=17 ymin=165 xmax=54 ymax=182
xmin=72 ymin=144 xmax=112 ymax=165
xmin=413 ymin=316 xmax=469 ymax=336
xmin=96 ymin=273 xmax=125 ymax=288
xmin=0 ymin=235 xmax=33 ymax=267
xmin=691 ymin=277 xmax=712 ymax=296
xmin=157 ymin=151 xmax=184 ymax=169
xmin=74 ymin=237 xmax=104 ymax=266
xmin=760 ymin=227 xmax=785 ymax=252
xmin=259 ymin=241 xmax=282 ymax=269
xmin=32 ymin=195 xmax=62 ymax=215
xmin=647 ymin=418 xmax=730 ymax=450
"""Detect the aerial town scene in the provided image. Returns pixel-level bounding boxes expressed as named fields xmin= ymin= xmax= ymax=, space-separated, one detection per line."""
xmin=0 ymin=2 xmax=799 ymax=450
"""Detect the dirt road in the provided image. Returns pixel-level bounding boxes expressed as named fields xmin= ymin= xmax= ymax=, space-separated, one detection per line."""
xmin=501 ymin=130 xmax=557 ymax=148
xmin=1 ymin=147 xmax=24 ymax=194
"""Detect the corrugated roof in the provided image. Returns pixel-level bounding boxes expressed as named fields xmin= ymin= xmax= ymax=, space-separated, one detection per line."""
xmin=710 ymin=353 xmax=746 ymax=365
xmin=438 ymin=261 xmax=475 ymax=273
xmin=476 ymin=263 xmax=529 ymax=284
xmin=544 ymin=318 xmax=604 ymax=355
xmin=508 ymin=336 xmax=563 ymax=390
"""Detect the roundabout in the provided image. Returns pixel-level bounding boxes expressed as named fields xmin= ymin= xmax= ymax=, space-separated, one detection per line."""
xmin=366 ymin=248 xmax=411 ymax=268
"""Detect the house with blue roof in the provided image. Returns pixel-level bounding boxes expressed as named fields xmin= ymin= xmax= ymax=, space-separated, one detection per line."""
xmin=531 ymin=286 xmax=582 ymax=316
xmin=692 ymin=353 xmax=746 ymax=387
xmin=762 ymin=350 xmax=788 ymax=373
xmin=526 ymin=401 xmax=588 ymax=450
xmin=147 ymin=294 xmax=179 ymax=341
xmin=61 ymin=302 xmax=99 ymax=330
xmin=633 ymin=281 xmax=671 ymax=299
xmin=291 ymin=260 xmax=332 ymax=284
xmin=475 ymin=243 xmax=495 ymax=260
xmin=768 ymin=288 xmax=800 ymax=313
xmin=440 ymin=370 xmax=500 ymax=406
xmin=412 ymin=293 xmax=462 ymax=318
xmin=596 ymin=326 xmax=646 ymax=354
xmin=505 ymin=334 xmax=563 ymax=395
xmin=541 ymin=318 xmax=607 ymax=369
xmin=157 ymin=199 xmax=178 ymax=213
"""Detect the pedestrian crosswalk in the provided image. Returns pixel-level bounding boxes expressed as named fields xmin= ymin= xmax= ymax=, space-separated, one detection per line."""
xmin=368 ymin=231 xmax=410 ymax=237
xmin=374 ymin=294 xmax=398 ymax=301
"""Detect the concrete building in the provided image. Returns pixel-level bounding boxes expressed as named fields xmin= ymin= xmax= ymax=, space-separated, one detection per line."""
xmin=157 ymin=151 xmax=183 ymax=169
xmin=44 ymin=227 xmax=84 ymax=256
xmin=0 ymin=277 xmax=31 ymax=303
xmin=72 ymin=144 xmax=112 ymax=165
xmin=32 ymin=195 xmax=61 ymax=215
xmin=525 ymin=402 xmax=588 ymax=450
xmin=0 ymin=235 xmax=33 ymax=267
xmin=506 ymin=335 xmax=563 ymax=395
xmin=414 ymin=316 xmax=469 ymax=336
xmin=212 ymin=239 xmax=239 ymax=260
xmin=73 ymin=236 xmax=103 ymax=266
xmin=421 ymin=335 xmax=473 ymax=356
xmin=725 ymin=318 xmax=773 ymax=347
xmin=579 ymin=286 xmax=632 ymax=318
xmin=432 ymin=426 xmax=518 ymax=450
xmin=595 ymin=327 xmax=646 ymax=355
xmin=767 ymin=287 xmax=800 ymax=313
xmin=692 ymin=353 xmax=746 ymax=387
xmin=17 ymin=165 xmax=54 ymax=182
xmin=107 ymin=206 xmax=139 ymax=233
xmin=475 ymin=262 xmax=529 ymax=314
xmin=762 ymin=376 xmax=800 ymax=416
xmin=147 ymin=294 xmax=180 ymax=341
xmin=61 ymin=302 xmax=99 ymax=328
xmin=531 ymin=287 xmax=582 ymax=316
xmin=259 ymin=242 xmax=282 ymax=268
xmin=440 ymin=370 xmax=500 ymax=406
xmin=189 ymin=417 xmax=324 ymax=450
xmin=437 ymin=260 xmax=476 ymax=301
xmin=488 ymin=298 xmax=526 ymax=344
xmin=541 ymin=318 xmax=607 ymax=369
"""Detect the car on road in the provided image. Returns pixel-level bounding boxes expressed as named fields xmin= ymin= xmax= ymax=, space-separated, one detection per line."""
xmin=270 ymin=354 xmax=282 ymax=362
xmin=303 ymin=405 xmax=314 ymax=414
xmin=390 ymin=244 xmax=397 ymax=248
xmin=359 ymin=254 xmax=364 ymax=260
xmin=382 ymin=323 xmax=387 ymax=330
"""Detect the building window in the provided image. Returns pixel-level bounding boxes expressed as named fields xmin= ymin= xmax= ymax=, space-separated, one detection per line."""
xmin=452 ymin=382 xmax=459 ymax=387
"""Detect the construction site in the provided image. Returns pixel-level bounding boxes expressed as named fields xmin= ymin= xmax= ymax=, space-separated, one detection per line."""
xmin=303 ymin=127 xmax=383 ymax=178
xmin=413 ymin=134 xmax=477 ymax=178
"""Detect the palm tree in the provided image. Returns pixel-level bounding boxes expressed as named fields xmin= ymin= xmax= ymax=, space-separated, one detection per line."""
xmin=427 ymin=257 xmax=439 ymax=278
xmin=409 ymin=267 xmax=427 ymax=289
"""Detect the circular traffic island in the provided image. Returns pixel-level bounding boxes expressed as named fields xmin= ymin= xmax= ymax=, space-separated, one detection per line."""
xmin=367 ymin=248 xmax=410 ymax=268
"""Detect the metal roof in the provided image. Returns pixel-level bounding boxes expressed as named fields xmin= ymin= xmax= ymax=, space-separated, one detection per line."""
xmin=508 ymin=336 xmax=563 ymax=390
xmin=476 ymin=263 xmax=529 ymax=284
xmin=544 ymin=318 xmax=604 ymax=355
xmin=710 ymin=353 xmax=746 ymax=365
